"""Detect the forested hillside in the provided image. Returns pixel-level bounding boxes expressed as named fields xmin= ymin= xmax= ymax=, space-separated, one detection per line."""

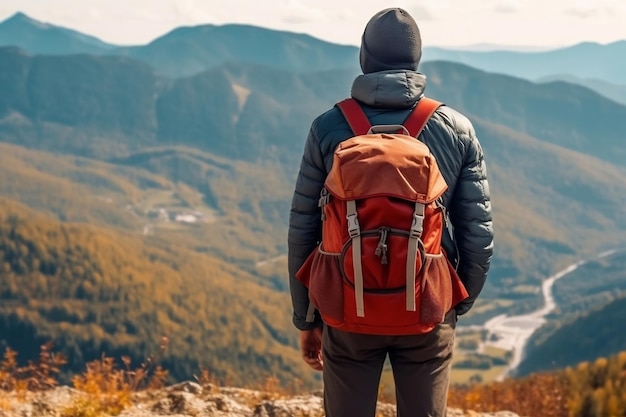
xmin=518 ymin=296 xmax=626 ymax=377
xmin=0 ymin=198 xmax=315 ymax=388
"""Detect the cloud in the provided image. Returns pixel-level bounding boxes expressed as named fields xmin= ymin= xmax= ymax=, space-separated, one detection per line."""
xmin=493 ymin=0 xmax=522 ymax=13
xmin=170 ymin=0 xmax=214 ymax=24
xmin=562 ymin=0 xmax=620 ymax=18
xmin=564 ymin=5 xmax=600 ymax=18
xmin=404 ymin=4 xmax=437 ymax=21
xmin=280 ymin=0 xmax=325 ymax=24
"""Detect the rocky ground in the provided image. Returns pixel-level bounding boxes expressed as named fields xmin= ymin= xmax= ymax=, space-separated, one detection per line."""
xmin=0 ymin=381 xmax=523 ymax=417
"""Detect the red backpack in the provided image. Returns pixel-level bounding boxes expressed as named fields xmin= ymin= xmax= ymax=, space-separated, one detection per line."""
xmin=296 ymin=97 xmax=469 ymax=335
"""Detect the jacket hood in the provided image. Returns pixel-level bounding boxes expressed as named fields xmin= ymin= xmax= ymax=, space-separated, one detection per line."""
xmin=351 ymin=70 xmax=426 ymax=108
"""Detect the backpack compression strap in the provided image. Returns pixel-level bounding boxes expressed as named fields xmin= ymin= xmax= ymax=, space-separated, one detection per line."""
xmin=335 ymin=97 xmax=443 ymax=137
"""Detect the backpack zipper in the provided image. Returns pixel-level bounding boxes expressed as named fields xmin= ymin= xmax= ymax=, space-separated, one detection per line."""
xmin=374 ymin=227 xmax=389 ymax=265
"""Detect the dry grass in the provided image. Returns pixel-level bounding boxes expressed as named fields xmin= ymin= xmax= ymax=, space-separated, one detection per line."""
xmin=0 ymin=342 xmax=66 ymax=392
xmin=62 ymin=338 xmax=170 ymax=416
xmin=0 ymin=339 xmax=170 ymax=417
xmin=2 ymin=340 xmax=395 ymax=416
xmin=0 ymin=338 xmax=315 ymax=416
xmin=0 ymin=342 xmax=66 ymax=414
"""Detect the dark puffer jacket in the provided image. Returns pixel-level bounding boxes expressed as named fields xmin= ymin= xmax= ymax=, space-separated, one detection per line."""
xmin=288 ymin=70 xmax=494 ymax=330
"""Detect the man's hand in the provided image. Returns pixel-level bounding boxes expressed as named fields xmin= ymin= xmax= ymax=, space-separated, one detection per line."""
xmin=299 ymin=327 xmax=323 ymax=371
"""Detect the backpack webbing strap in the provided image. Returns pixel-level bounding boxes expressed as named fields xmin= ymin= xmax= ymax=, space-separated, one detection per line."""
xmin=403 ymin=97 xmax=443 ymax=138
xmin=346 ymin=200 xmax=365 ymax=317
xmin=406 ymin=202 xmax=426 ymax=311
xmin=336 ymin=99 xmax=371 ymax=136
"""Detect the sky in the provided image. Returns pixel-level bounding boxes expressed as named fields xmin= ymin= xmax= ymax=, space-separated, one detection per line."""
xmin=1 ymin=0 xmax=626 ymax=49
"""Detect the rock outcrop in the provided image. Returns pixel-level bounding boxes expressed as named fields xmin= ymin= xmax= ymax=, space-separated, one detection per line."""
xmin=0 ymin=382 xmax=522 ymax=417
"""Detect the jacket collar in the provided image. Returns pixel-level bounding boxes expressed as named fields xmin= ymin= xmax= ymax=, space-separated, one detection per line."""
xmin=351 ymin=70 xmax=426 ymax=108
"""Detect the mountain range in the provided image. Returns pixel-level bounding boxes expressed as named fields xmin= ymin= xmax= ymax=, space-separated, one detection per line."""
xmin=4 ymin=11 xmax=626 ymax=91
xmin=0 ymin=12 xmax=358 ymax=77
xmin=0 ymin=10 xmax=625 ymax=387
xmin=0 ymin=12 xmax=115 ymax=55
xmin=422 ymin=42 xmax=626 ymax=85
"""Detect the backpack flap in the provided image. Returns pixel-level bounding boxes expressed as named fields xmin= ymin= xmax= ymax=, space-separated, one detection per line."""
xmin=324 ymin=134 xmax=448 ymax=204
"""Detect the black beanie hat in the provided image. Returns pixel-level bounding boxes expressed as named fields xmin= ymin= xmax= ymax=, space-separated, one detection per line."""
xmin=359 ymin=8 xmax=422 ymax=74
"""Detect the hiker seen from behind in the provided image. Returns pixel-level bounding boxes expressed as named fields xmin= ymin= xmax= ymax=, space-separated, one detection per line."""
xmin=288 ymin=7 xmax=494 ymax=417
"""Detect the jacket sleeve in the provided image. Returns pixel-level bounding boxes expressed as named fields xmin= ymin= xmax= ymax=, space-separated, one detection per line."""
xmin=288 ymin=123 xmax=326 ymax=330
xmin=450 ymin=126 xmax=494 ymax=315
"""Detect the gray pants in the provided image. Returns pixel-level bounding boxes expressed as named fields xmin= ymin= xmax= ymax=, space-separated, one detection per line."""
xmin=322 ymin=312 xmax=456 ymax=417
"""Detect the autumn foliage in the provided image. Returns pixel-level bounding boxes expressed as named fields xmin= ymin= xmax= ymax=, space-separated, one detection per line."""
xmin=2 ymin=343 xmax=626 ymax=417
xmin=0 ymin=342 xmax=66 ymax=392
xmin=448 ymin=351 xmax=626 ymax=417
xmin=0 ymin=342 xmax=168 ymax=416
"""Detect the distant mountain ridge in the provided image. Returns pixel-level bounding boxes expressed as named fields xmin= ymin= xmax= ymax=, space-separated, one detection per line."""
xmin=117 ymin=23 xmax=359 ymax=77
xmin=536 ymin=74 xmax=626 ymax=105
xmin=0 ymin=12 xmax=115 ymax=55
xmin=422 ymin=41 xmax=626 ymax=85
xmin=3 ymin=11 xmax=626 ymax=86
xmin=422 ymin=61 xmax=626 ymax=166
xmin=2 ymin=46 xmax=625 ymax=168
xmin=0 ymin=12 xmax=359 ymax=77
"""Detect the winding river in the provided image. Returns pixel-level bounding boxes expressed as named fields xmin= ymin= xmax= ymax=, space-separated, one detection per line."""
xmin=478 ymin=249 xmax=620 ymax=380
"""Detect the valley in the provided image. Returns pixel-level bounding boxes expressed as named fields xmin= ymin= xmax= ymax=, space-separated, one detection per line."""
xmin=478 ymin=250 xmax=621 ymax=378
xmin=1 ymin=12 xmax=626 ymax=393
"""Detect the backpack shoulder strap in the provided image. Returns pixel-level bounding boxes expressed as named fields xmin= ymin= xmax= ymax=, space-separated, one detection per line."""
xmin=403 ymin=97 xmax=443 ymax=138
xmin=336 ymin=97 xmax=443 ymax=137
xmin=336 ymin=98 xmax=371 ymax=136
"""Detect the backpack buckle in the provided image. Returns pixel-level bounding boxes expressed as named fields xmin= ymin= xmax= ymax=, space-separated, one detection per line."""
xmin=347 ymin=213 xmax=360 ymax=237
xmin=410 ymin=212 xmax=424 ymax=238
xmin=318 ymin=188 xmax=330 ymax=207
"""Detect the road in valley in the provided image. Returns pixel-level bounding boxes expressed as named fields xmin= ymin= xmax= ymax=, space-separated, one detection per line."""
xmin=478 ymin=249 xmax=620 ymax=380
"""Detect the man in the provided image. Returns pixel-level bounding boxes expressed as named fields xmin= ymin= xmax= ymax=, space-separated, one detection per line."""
xmin=288 ymin=7 xmax=494 ymax=417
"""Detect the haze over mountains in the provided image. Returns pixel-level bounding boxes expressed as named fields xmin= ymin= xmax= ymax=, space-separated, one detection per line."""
xmin=0 ymin=11 xmax=625 ymax=386
xmin=0 ymin=12 xmax=358 ymax=76
xmin=3 ymin=12 xmax=626 ymax=87
xmin=422 ymin=42 xmax=626 ymax=85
